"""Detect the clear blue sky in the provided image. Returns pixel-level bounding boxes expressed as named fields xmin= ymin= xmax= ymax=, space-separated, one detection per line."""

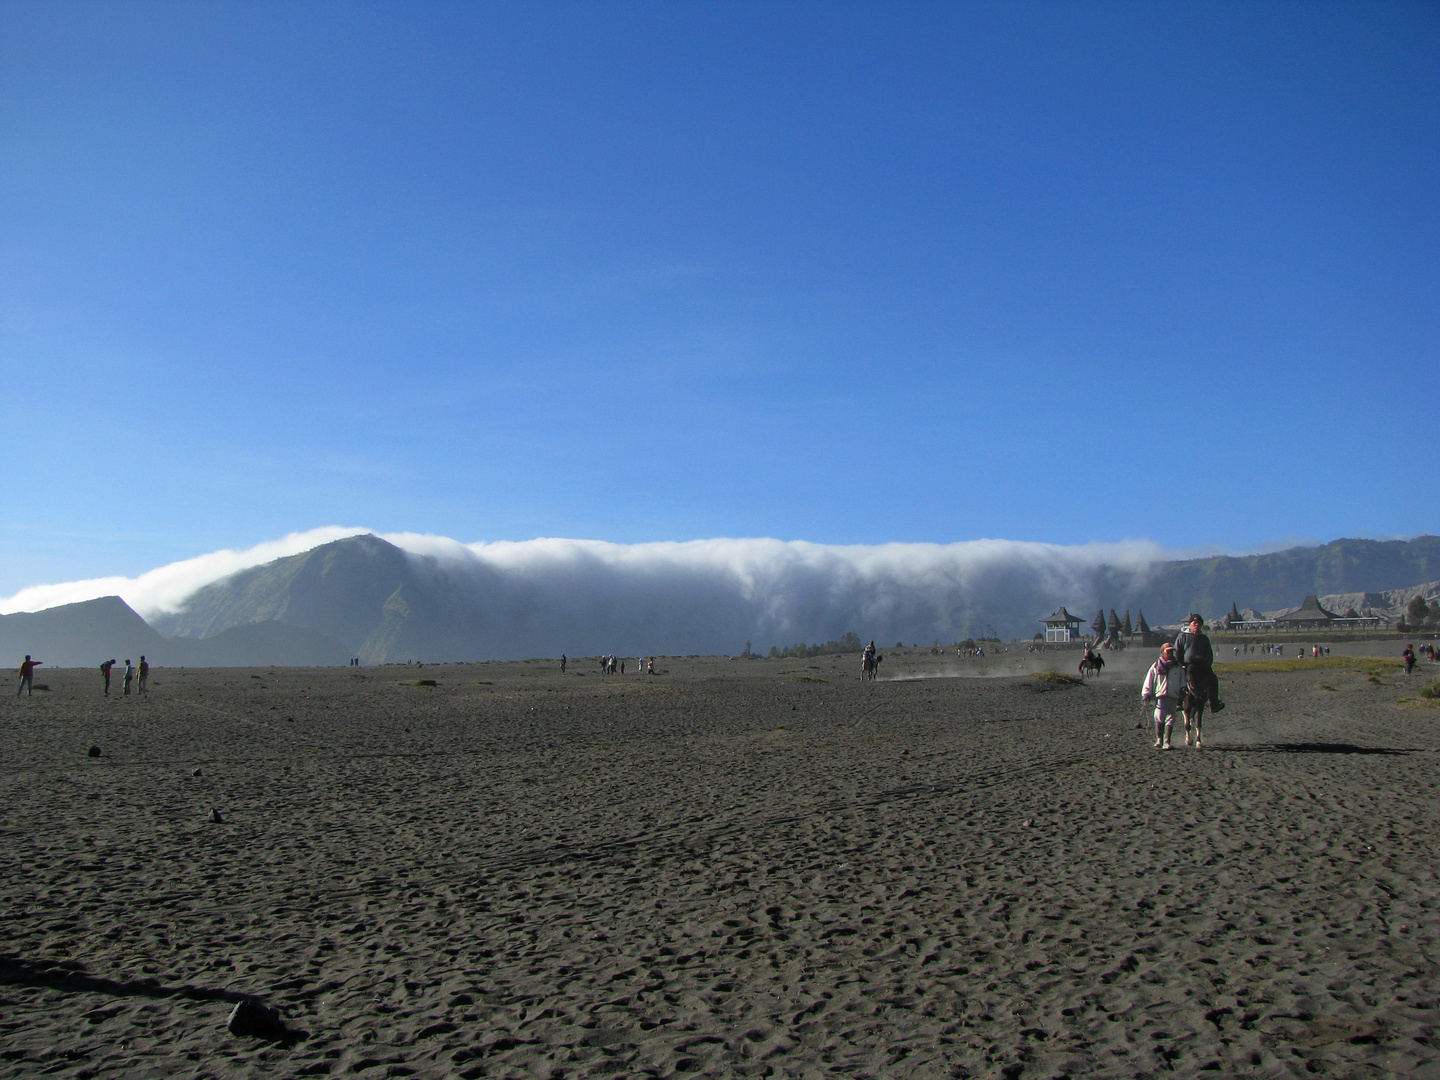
xmin=2 ymin=1 xmax=1436 ymax=596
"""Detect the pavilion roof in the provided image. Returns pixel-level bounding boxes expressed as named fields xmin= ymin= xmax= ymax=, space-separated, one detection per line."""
xmin=1275 ymin=595 xmax=1339 ymax=622
xmin=1041 ymin=607 xmax=1083 ymax=625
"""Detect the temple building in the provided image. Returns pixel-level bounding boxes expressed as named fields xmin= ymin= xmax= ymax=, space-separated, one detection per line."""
xmin=1040 ymin=607 xmax=1084 ymax=642
xmin=1133 ymin=610 xmax=1170 ymax=648
xmin=1104 ymin=609 xmax=1123 ymax=648
xmin=1274 ymin=595 xmax=1339 ymax=630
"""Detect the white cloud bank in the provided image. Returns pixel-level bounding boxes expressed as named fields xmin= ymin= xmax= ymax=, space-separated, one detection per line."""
xmin=0 ymin=528 xmax=1173 ymax=648
xmin=0 ymin=527 xmax=370 ymax=617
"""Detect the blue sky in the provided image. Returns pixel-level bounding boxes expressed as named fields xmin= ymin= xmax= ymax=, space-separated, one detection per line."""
xmin=2 ymin=1 xmax=1436 ymax=598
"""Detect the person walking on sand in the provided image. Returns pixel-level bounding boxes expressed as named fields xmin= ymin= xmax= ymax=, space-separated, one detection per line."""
xmin=137 ymin=655 xmax=149 ymax=694
xmin=122 ymin=659 xmax=134 ymax=696
xmin=1142 ymin=643 xmax=1185 ymax=749
xmin=1403 ymin=644 xmax=1416 ymax=675
xmin=560 ymin=654 xmax=567 ymax=674
xmin=17 ymin=655 xmax=42 ymax=697
xmin=1175 ymin=614 xmax=1225 ymax=713
xmin=100 ymin=658 xmax=116 ymax=696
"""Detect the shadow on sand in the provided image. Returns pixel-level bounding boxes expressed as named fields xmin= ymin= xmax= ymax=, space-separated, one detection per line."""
xmin=1212 ymin=742 xmax=1412 ymax=756
xmin=0 ymin=955 xmax=306 ymax=1042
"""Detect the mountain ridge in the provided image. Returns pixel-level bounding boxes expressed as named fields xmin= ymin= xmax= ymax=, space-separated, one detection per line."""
xmin=8 ymin=533 xmax=1437 ymax=664
xmin=0 ymin=596 xmax=349 ymax=667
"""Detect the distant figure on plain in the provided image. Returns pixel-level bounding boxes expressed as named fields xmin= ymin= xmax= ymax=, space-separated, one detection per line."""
xmin=560 ymin=654 xmax=566 ymax=674
xmin=137 ymin=656 xmax=149 ymax=695
xmin=123 ymin=659 xmax=134 ymax=696
xmin=647 ymin=657 xmax=655 ymax=675
xmin=100 ymin=658 xmax=116 ymax=696
xmin=17 ymin=655 xmax=43 ymax=697
xmin=1403 ymin=644 xmax=1416 ymax=675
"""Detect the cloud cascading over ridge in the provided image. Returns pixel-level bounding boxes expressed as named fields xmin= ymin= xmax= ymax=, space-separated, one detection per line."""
xmin=0 ymin=527 xmax=371 ymax=617
xmin=0 ymin=529 xmax=1172 ymax=651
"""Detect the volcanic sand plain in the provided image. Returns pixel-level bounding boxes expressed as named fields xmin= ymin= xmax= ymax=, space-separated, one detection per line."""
xmin=2 ymin=648 xmax=1438 ymax=1079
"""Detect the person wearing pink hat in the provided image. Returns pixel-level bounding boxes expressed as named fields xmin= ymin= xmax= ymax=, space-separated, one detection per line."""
xmin=1141 ymin=642 xmax=1184 ymax=749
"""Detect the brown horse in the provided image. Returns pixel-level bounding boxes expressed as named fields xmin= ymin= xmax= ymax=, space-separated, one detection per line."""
xmin=1078 ymin=652 xmax=1105 ymax=678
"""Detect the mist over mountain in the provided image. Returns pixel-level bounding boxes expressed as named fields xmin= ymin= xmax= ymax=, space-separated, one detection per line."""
xmin=6 ymin=533 xmax=1436 ymax=666
xmin=148 ymin=533 xmax=1439 ymax=663
xmin=144 ymin=534 xmax=1158 ymax=661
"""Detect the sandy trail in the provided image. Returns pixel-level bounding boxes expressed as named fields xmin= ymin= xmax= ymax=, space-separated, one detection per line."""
xmin=2 ymin=654 xmax=1437 ymax=1078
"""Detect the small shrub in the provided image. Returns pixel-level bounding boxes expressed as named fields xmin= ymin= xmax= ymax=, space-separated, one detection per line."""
xmin=475 ymin=680 xmax=492 ymax=685
xmin=1032 ymin=672 xmax=1082 ymax=686
xmin=1367 ymin=674 xmax=1382 ymax=685
xmin=411 ymin=679 xmax=438 ymax=687
xmin=1420 ymin=680 xmax=1440 ymax=700
xmin=1318 ymin=683 xmax=1337 ymax=692
xmin=792 ymin=675 xmax=827 ymax=683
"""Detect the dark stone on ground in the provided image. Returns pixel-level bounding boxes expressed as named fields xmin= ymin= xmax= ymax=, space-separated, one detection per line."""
xmin=227 ymin=999 xmax=286 ymax=1039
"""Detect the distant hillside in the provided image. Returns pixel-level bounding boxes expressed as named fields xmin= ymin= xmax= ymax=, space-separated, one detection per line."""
xmin=152 ymin=533 xmax=499 ymax=662
xmin=9 ymin=533 xmax=1435 ymax=664
xmin=142 ymin=532 xmax=1440 ymax=660
xmin=1266 ymin=580 xmax=1440 ymax=622
xmin=1120 ymin=536 xmax=1440 ymax=625
xmin=0 ymin=596 xmax=167 ymax=667
xmin=0 ymin=596 xmax=348 ymax=667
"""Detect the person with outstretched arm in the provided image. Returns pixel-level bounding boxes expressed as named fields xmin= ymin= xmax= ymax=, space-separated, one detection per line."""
xmin=101 ymin=658 xmax=116 ymax=696
xmin=18 ymin=655 xmax=43 ymax=697
xmin=1175 ymin=614 xmax=1225 ymax=713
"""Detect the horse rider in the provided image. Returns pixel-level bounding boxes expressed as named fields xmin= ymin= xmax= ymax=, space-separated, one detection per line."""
xmin=863 ymin=640 xmax=877 ymax=668
xmin=1175 ymin=614 xmax=1225 ymax=713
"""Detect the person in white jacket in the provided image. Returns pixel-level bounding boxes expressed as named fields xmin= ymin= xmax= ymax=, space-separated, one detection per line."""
xmin=1141 ymin=642 xmax=1185 ymax=749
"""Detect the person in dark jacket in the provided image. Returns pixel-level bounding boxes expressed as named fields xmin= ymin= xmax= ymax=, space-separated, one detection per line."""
xmin=1175 ymin=614 xmax=1225 ymax=712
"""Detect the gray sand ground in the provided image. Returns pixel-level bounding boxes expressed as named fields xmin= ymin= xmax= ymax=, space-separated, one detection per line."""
xmin=2 ymin=648 xmax=1437 ymax=1078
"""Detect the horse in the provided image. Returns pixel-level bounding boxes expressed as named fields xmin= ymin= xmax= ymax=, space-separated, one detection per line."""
xmin=861 ymin=653 xmax=883 ymax=681
xmin=1078 ymin=652 xmax=1105 ymax=679
xmin=1182 ymin=668 xmax=1208 ymax=748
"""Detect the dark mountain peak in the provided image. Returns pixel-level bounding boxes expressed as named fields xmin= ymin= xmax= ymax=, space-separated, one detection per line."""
xmin=0 ymin=594 xmax=166 ymax=667
xmin=158 ymin=532 xmax=423 ymax=651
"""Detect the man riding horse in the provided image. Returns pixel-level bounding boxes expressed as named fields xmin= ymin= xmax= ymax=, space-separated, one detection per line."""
xmin=861 ymin=640 xmax=881 ymax=680
xmin=1175 ymin=614 xmax=1225 ymax=714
